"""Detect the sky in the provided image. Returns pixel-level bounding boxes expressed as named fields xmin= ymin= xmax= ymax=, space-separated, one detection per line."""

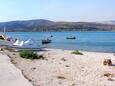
xmin=0 ymin=0 xmax=115 ymax=22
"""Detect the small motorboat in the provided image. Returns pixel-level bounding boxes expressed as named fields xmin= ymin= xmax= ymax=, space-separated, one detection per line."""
xmin=66 ymin=36 xmax=76 ymax=39
xmin=41 ymin=39 xmax=51 ymax=44
xmin=50 ymin=35 xmax=53 ymax=37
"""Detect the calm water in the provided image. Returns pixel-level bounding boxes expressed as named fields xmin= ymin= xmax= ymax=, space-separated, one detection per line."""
xmin=5 ymin=31 xmax=115 ymax=53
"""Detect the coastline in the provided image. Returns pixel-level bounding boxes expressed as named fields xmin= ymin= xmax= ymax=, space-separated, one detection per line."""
xmin=3 ymin=48 xmax=115 ymax=86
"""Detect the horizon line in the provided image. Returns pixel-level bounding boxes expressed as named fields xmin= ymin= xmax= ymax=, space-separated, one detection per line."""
xmin=0 ymin=18 xmax=114 ymax=23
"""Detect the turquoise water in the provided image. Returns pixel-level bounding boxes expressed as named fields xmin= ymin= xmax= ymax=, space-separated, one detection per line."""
xmin=6 ymin=31 xmax=115 ymax=53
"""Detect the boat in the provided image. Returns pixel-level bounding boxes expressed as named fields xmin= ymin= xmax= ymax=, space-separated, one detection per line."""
xmin=0 ymin=34 xmax=7 ymax=40
xmin=50 ymin=35 xmax=53 ymax=37
xmin=0 ymin=26 xmax=7 ymax=40
xmin=8 ymin=39 xmax=44 ymax=51
xmin=41 ymin=39 xmax=51 ymax=44
xmin=66 ymin=36 xmax=76 ymax=39
xmin=0 ymin=34 xmax=11 ymax=46
xmin=0 ymin=27 xmax=13 ymax=46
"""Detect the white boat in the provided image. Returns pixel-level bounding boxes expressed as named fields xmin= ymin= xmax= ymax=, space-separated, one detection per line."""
xmin=13 ymin=40 xmax=20 ymax=46
xmin=8 ymin=39 xmax=44 ymax=51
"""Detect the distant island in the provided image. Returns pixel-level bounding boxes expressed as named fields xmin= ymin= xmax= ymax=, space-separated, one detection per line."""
xmin=0 ymin=19 xmax=115 ymax=32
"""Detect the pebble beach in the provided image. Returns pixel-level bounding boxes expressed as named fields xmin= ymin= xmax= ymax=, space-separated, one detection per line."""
xmin=4 ymin=48 xmax=115 ymax=86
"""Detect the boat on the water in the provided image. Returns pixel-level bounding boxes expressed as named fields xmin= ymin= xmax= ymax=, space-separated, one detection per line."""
xmin=8 ymin=39 xmax=44 ymax=51
xmin=50 ymin=35 xmax=53 ymax=37
xmin=41 ymin=39 xmax=51 ymax=44
xmin=0 ymin=27 xmax=13 ymax=46
xmin=66 ymin=36 xmax=76 ymax=39
xmin=0 ymin=34 xmax=7 ymax=40
xmin=0 ymin=26 xmax=7 ymax=41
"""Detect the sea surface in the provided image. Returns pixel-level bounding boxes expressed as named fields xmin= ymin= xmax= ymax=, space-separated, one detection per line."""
xmin=5 ymin=31 xmax=115 ymax=53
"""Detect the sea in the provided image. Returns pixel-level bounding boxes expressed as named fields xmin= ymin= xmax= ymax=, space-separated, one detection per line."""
xmin=4 ymin=31 xmax=115 ymax=53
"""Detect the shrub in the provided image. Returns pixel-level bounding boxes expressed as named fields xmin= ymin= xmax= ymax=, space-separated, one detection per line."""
xmin=57 ymin=76 xmax=66 ymax=79
xmin=19 ymin=50 xmax=38 ymax=59
xmin=104 ymin=73 xmax=114 ymax=77
xmin=71 ymin=50 xmax=83 ymax=55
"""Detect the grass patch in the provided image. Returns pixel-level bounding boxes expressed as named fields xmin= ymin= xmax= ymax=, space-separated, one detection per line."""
xmin=19 ymin=50 xmax=44 ymax=59
xmin=71 ymin=50 xmax=83 ymax=55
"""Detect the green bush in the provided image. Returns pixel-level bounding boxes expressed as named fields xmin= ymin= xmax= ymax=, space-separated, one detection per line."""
xmin=19 ymin=50 xmax=38 ymax=59
xmin=71 ymin=50 xmax=83 ymax=55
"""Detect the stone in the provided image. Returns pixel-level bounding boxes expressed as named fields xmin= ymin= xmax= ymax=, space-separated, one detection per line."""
xmin=103 ymin=59 xmax=112 ymax=66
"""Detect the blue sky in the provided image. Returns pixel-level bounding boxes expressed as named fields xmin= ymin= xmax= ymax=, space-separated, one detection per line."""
xmin=0 ymin=0 xmax=115 ymax=22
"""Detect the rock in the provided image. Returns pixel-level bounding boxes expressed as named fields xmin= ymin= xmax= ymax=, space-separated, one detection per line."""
xmin=0 ymin=48 xmax=3 ymax=51
xmin=103 ymin=59 xmax=112 ymax=66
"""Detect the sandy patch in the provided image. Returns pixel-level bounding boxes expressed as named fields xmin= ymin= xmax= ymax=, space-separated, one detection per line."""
xmin=5 ymin=49 xmax=115 ymax=86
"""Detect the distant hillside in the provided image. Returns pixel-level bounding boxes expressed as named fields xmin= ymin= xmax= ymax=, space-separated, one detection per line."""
xmin=0 ymin=19 xmax=115 ymax=32
xmin=97 ymin=21 xmax=115 ymax=25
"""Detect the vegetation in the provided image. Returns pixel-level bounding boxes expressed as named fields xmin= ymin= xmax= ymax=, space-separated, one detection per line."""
xmin=19 ymin=50 xmax=39 ymax=59
xmin=104 ymin=73 xmax=114 ymax=77
xmin=71 ymin=50 xmax=83 ymax=55
xmin=57 ymin=76 xmax=66 ymax=79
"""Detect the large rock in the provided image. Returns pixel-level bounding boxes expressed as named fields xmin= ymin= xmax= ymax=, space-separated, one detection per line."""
xmin=103 ymin=59 xmax=112 ymax=66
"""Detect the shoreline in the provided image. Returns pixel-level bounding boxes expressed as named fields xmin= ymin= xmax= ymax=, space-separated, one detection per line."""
xmin=45 ymin=48 xmax=115 ymax=54
xmin=45 ymin=47 xmax=115 ymax=54
xmin=3 ymin=48 xmax=115 ymax=86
